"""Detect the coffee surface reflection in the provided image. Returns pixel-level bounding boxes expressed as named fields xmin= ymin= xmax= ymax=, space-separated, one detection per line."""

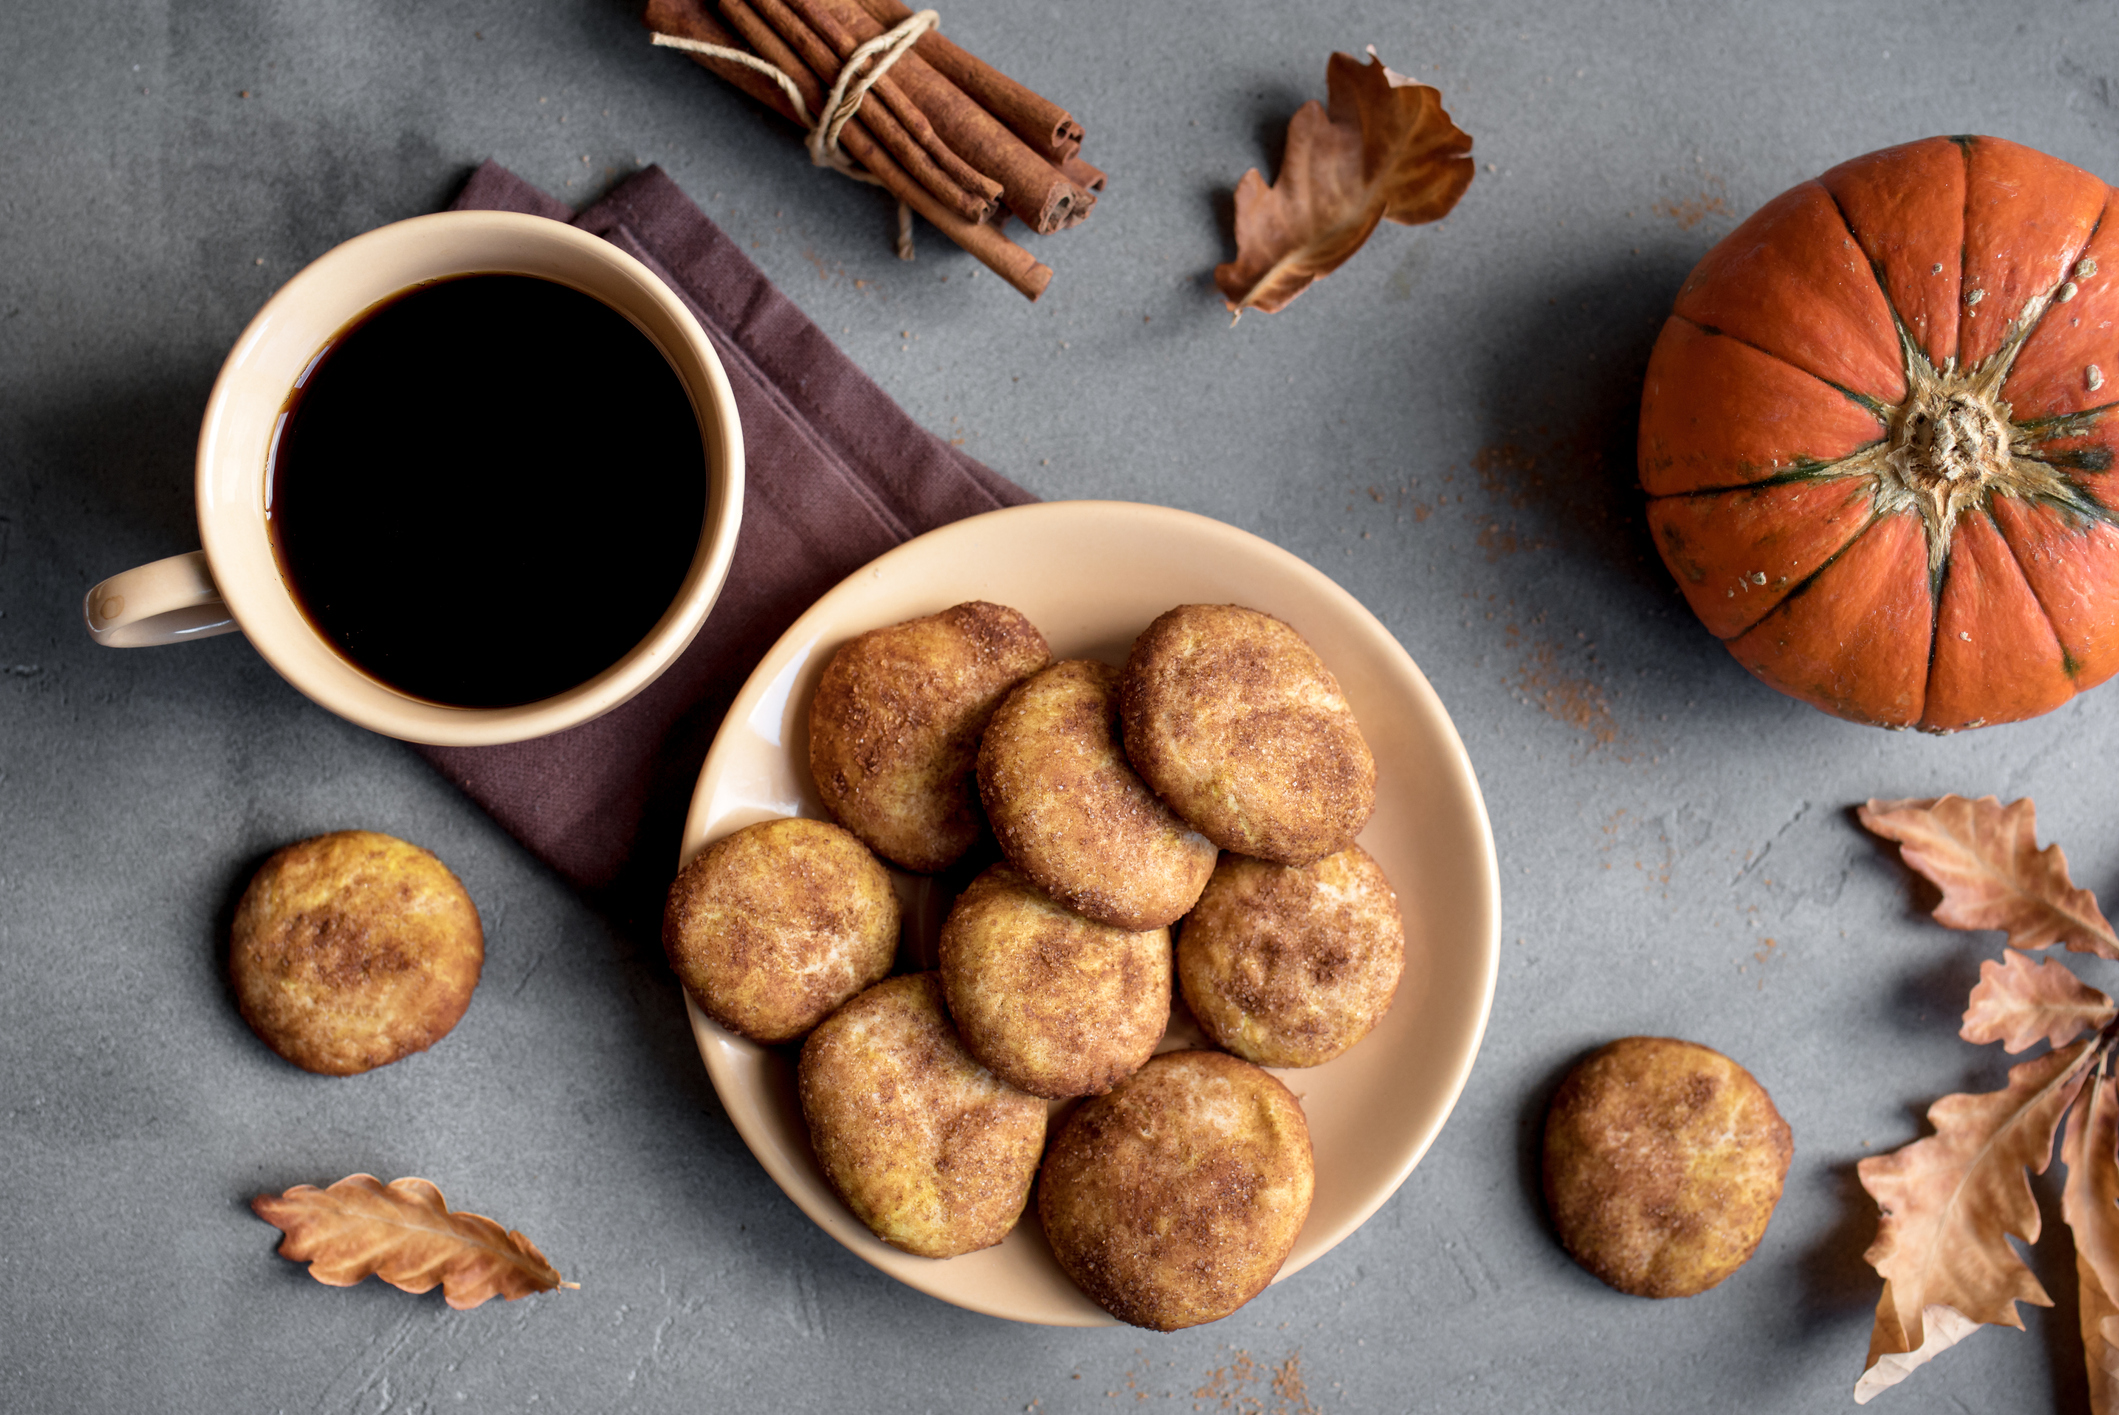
xmin=267 ymin=274 xmax=706 ymax=708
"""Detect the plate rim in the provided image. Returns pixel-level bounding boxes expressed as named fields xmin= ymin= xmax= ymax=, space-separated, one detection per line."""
xmin=676 ymin=498 xmax=1502 ymax=1325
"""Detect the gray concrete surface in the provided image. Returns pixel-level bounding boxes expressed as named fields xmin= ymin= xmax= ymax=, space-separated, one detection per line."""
xmin=5 ymin=1 xmax=2119 ymax=1411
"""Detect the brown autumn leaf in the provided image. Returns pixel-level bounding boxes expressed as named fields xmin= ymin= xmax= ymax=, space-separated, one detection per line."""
xmin=2063 ymin=1066 xmax=2119 ymax=1415
xmin=2079 ymin=1260 xmax=2119 ymax=1415
xmin=1213 ymin=49 xmax=1474 ymax=319
xmin=1855 ymin=1040 xmax=2096 ymax=1402
xmin=253 ymin=1174 xmax=572 ymax=1310
xmin=1858 ymin=795 xmax=2119 ymax=1406
xmin=1962 ymin=949 xmax=2117 ymax=1053
xmin=1855 ymin=1300 xmax=1981 ymax=1405
xmin=1860 ymin=795 xmax=2119 ymax=960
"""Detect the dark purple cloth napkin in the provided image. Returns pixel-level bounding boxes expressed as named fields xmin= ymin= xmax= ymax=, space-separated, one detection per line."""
xmin=415 ymin=162 xmax=1033 ymax=908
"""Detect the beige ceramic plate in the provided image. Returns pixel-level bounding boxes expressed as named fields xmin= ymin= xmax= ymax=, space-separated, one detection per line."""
xmin=678 ymin=500 xmax=1500 ymax=1326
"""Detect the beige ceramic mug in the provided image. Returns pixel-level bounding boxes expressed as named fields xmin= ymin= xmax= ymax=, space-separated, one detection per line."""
xmin=81 ymin=210 xmax=745 ymax=747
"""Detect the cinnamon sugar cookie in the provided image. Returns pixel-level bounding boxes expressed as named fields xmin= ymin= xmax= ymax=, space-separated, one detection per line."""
xmin=809 ymin=601 xmax=1050 ymax=873
xmin=800 ymin=973 xmax=1045 ymax=1257
xmin=1178 ymin=845 xmax=1403 ymax=1067
xmin=1038 ymin=1050 xmax=1314 ymax=1329
xmin=939 ymin=863 xmax=1170 ymax=1098
xmin=662 ymin=816 xmax=898 ymax=1044
xmin=1121 ymin=604 xmax=1374 ymax=866
xmin=1543 ymin=1036 xmax=1792 ymax=1298
xmin=977 ymin=658 xmax=1216 ymax=931
xmin=229 ymin=830 xmax=483 ymax=1076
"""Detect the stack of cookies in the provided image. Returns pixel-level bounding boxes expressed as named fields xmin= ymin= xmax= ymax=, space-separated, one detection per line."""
xmin=662 ymin=600 xmax=1407 ymax=1329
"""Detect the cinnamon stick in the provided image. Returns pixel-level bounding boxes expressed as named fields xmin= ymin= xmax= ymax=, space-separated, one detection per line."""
xmin=741 ymin=0 xmax=999 ymax=217
xmin=737 ymin=0 xmax=998 ymax=223
xmin=716 ymin=0 xmax=994 ymax=224
xmin=643 ymin=0 xmax=1052 ymax=299
xmin=1048 ymin=157 xmax=1103 ymax=232
xmin=1059 ymin=156 xmax=1105 ymax=194
xmin=793 ymin=0 xmax=1087 ymax=234
xmin=851 ymin=0 xmax=1083 ymax=163
xmin=860 ymin=148 xmax=1051 ymax=300
xmin=647 ymin=0 xmax=803 ymax=121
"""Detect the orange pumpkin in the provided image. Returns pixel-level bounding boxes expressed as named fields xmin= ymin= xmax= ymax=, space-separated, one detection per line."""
xmin=1640 ymin=136 xmax=2119 ymax=731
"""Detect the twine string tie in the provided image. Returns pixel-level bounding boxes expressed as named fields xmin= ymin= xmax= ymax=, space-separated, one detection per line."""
xmin=651 ymin=10 xmax=940 ymax=258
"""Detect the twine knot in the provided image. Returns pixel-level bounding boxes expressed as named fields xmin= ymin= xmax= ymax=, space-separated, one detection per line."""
xmin=652 ymin=10 xmax=939 ymax=258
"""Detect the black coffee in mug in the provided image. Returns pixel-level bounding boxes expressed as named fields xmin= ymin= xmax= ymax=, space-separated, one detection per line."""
xmin=266 ymin=274 xmax=707 ymax=708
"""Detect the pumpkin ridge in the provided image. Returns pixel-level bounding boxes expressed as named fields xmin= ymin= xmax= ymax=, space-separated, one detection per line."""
xmin=2019 ymin=446 xmax=2119 ymax=480
xmin=1921 ymin=507 xmax=2078 ymax=728
xmin=1715 ymin=506 xmax=1894 ymax=634
xmin=1998 ymin=459 xmax=2119 ymax=526
xmin=1954 ymin=137 xmax=1974 ymax=367
xmin=1648 ymin=476 xmax=1886 ymax=638
xmin=1986 ymin=201 xmax=2108 ymax=400
xmin=1725 ymin=511 xmax=1931 ymax=726
xmin=1952 ymin=138 xmax=2099 ymax=368
xmin=1673 ymin=314 xmax=1894 ymax=421
xmin=1817 ymin=179 xmax=1921 ymax=364
xmin=2014 ymin=400 xmax=2118 ymax=437
xmin=1984 ymin=501 xmax=2088 ymax=683
xmin=1641 ymin=456 xmax=1883 ymax=504
xmin=1921 ymin=528 xmax=1952 ymax=704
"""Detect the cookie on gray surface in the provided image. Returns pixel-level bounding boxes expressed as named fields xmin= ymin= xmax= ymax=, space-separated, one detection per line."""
xmin=1543 ymin=1036 xmax=1792 ymax=1298
xmin=229 ymin=830 xmax=484 ymax=1076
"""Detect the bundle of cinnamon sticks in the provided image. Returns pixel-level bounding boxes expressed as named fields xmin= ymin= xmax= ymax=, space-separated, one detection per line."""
xmin=644 ymin=0 xmax=1101 ymax=300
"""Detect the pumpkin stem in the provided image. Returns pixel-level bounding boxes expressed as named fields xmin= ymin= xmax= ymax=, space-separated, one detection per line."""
xmin=1877 ymin=275 xmax=2076 ymax=580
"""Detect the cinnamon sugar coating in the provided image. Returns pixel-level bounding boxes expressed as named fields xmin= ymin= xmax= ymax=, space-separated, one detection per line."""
xmin=1178 ymin=846 xmax=1403 ymax=1067
xmin=1121 ymin=604 xmax=1375 ymax=866
xmin=939 ymin=863 xmax=1170 ymax=1098
xmin=229 ymin=830 xmax=483 ymax=1076
xmin=1038 ymin=1050 xmax=1314 ymax=1330
xmin=809 ymin=601 xmax=1050 ymax=873
xmin=1542 ymin=1036 xmax=1792 ymax=1298
xmin=662 ymin=817 xmax=898 ymax=1044
xmin=977 ymin=658 xmax=1217 ymax=930
xmin=799 ymin=973 xmax=1046 ymax=1258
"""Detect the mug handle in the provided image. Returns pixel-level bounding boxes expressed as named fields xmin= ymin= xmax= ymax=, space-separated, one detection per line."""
xmin=83 ymin=551 xmax=240 ymax=647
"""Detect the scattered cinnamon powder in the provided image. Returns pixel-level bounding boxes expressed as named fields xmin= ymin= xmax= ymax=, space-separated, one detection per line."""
xmin=1470 ymin=439 xmax=1542 ymax=506
xmin=1190 ymin=1348 xmax=1319 ymax=1415
xmin=1466 ymin=421 xmax=1613 ymax=556
xmin=1474 ymin=520 xmax=1553 ymax=562
xmin=1654 ymin=171 xmax=1729 ymax=230
xmin=1269 ymin=1354 xmax=1317 ymax=1415
xmin=802 ymin=247 xmax=839 ymax=282
xmin=1513 ymin=641 xmax=1616 ymax=746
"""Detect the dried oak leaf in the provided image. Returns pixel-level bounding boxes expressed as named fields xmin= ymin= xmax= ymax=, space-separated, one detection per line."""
xmin=1855 ymin=1040 xmax=2096 ymax=1402
xmin=1213 ymin=49 xmax=1473 ymax=319
xmin=253 ymin=1174 xmax=571 ymax=1310
xmin=1860 ymin=795 xmax=2119 ymax=960
xmin=1963 ymin=949 xmax=2117 ymax=1053
xmin=2064 ymin=1068 xmax=2119 ymax=1415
